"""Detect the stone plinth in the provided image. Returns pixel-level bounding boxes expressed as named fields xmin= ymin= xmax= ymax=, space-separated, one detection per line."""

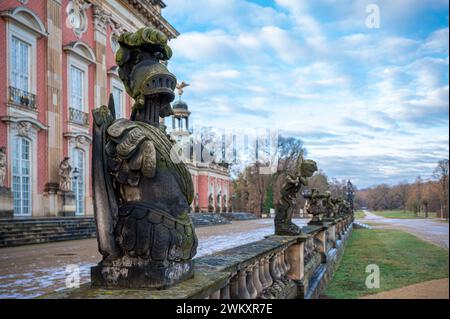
xmin=0 ymin=186 xmax=13 ymax=218
xmin=91 ymin=260 xmax=194 ymax=289
xmin=57 ymin=191 xmax=76 ymax=216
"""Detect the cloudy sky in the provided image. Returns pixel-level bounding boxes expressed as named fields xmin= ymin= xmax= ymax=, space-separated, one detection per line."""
xmin=163 ymin=0 xmax=449 ymax=188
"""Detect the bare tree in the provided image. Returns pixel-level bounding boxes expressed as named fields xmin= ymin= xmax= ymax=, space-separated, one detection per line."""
xmin=434 ymin=159 xmax=449 ymax=220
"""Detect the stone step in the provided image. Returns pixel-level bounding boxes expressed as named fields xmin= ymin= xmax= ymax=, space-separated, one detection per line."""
xmin=0 ymin=227 xmax=97 ymax=239
xmin=0 ymin=231 xmax=96 ymax=247
xmin=0 ymin=217 xmax=97 ymax=247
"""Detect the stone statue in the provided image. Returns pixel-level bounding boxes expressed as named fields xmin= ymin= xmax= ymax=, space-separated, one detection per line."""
xmin=303 ymin=189 xmax=329 ymax=223
xmin=345 ymin=180 xmax=355 ymax=214
xmin=0 ymin=147 xmax=6 ymax=188
xmin=275 ymin=158 xmax=317 ymax=235
xmin=208 ymin=194 xmax=214 ymax=212
xmin=90 ymin=27 xmax=198 ymax=289
xmin=59 ymin=157 xmax=72 ymax=192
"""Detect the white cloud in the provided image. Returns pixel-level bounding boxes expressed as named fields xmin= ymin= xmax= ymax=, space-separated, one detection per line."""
xmin=164 ymin=0 xmax=449 ymax=187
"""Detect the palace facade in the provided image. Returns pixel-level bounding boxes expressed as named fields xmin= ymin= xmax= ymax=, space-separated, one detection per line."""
xmin=0 ymin=0 xmax=232 ymax=218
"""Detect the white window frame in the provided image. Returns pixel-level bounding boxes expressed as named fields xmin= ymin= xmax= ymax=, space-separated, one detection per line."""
xmin=67 ymin=55 xmax=89 ymax=113
xmin=111 ymin=77 xmax=126 ymax=119
xmin=11 ymin=136 xmax=32 ymax=216
xmin=71 ymin=147 xmax=86 ymax=216
xmin=7 ymin=22 xmax=37 ymax=95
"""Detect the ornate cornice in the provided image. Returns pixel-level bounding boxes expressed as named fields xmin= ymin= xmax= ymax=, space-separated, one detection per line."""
xmin=125 ymin=0 xmax=179 ymax=39
xmin=92 ymin=4 xmax=112 ymax=34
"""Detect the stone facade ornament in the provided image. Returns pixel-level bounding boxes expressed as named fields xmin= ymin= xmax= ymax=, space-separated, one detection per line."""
xmin=275 ymin=158 xmax=317 ymax=235
xmin=59 ymin=157 xmax=72 ymax=192
xmin=0 ymin=147 xmax=6 ymax=188
xmin=92 ymin=5 xmax=112 ymax=33
xmin=17 ymin=121 xmax=31 ymax=137
xmin=66 ymin=0 xmax=90 ymax=38
xmin=91 ymin=27 xmax=197 ymax=289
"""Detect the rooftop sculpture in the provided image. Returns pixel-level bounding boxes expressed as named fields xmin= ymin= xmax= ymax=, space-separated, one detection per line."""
xmin=90 ymin=27 xmax=197 ymax=289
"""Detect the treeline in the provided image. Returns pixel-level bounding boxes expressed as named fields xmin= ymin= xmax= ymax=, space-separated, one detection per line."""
xmin=232 ymin=136 xmax=353 ymax=216
xmin=356 ymin=159 xmax=449 ymax=219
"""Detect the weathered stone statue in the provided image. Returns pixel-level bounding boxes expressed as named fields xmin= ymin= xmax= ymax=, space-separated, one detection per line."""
xmin=275 ymin=158 xmax=317 ymax=235
xmin=0 ymin=146 xmax=13 ymax=218
xmin=59 ymin=157 xmax=72 ymax=192
xmin=0 ymin=147 xmax=6 ymax=188
xmin=208 ymin=194 xmax=214 ymax=212
xmin=90 ymin=27 xmax=198 ymax=289
xmin=345 ymin=180 xmax=355 ymax=214
xmin=303 ymin=189 xmax=329 ymax=223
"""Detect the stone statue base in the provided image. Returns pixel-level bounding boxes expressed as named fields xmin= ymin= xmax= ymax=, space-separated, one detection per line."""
xmin=57 ymin=191 xmax=76 ymax=217
xmin=0 ymin=186 xmax=13 ymax=218
xmin=91 ymin=259 xmax=194 ymax=289
xmin=275 ymin=221 xmax=302 ymax=236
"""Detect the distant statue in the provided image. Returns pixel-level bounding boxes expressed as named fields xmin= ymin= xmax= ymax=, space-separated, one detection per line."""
xmin=345 ymin=180 xmax=355 ymax=214
xmin=0 ymin=147 xmax=6 ymax=187
xmin=208 ymin=193 xmax=214 ymax=212
xmin=91 ymin=27 xmax=197 ymax=289
xmin=303 ymin=189 xmax=329 ymax=223
xmin=59 ymin=157 xmax=72 ymax=192
xmin=175 ymin=81 xmax=190 ymax=97
xmin=275 ymin=158 xmax=317 ymax=235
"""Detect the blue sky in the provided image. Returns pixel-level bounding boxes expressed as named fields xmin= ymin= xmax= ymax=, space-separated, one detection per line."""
xmin=163 ymin=0 xmax=449 ymax=188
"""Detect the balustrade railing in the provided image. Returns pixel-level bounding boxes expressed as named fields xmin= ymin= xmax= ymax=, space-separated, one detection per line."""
xmin=8 ymin=86 xmax=37 ymax=111
xmin=196 ymin=213 xmax=354 ymax=299
xmin=69 ymin=107 xmax=90 ymax=126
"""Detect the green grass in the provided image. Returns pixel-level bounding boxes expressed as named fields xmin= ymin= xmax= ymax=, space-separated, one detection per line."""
xmin=354 ymin=210 xmax=366 ymax=219
xmin=324 ymin=228 xmax=449 ymax=299
xmin=372 ymin=210 xmax=439 ymax=219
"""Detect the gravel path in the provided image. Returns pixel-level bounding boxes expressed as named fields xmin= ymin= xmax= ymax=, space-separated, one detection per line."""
xmin=0 ymin=218 xmax=306 ymax=299
xmin=359 ymin=210 xmax=449 ymax=250
xmin=361 ymin=278 xmax=449 ymax=299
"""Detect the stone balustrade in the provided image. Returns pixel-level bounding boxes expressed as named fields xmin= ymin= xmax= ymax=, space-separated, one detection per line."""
xmin=44 ymin=214 xmax=354 ymax=299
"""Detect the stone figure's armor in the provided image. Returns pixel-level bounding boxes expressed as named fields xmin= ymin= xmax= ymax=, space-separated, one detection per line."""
xmin=90 ymin=27 xmax=197 ymax=289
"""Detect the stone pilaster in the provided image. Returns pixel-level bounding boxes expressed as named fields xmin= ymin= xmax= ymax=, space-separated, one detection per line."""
xmin=45 ymin=0 xmax=64 ymax=216
xmin=93 ymin=5 xmax=111 ymax=107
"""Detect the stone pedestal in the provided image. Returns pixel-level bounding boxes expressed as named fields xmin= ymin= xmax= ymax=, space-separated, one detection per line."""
xmin=0 ymin=186 xmax=13 ymax=218
xmin=57 ymin=191 xmax=76 ymax=216
xmin=91 ymin=259 xmax=194 ymax=289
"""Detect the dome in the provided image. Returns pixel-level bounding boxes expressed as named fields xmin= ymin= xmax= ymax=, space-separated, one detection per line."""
xmin=172 ymin=99 xmax=189 ymax=110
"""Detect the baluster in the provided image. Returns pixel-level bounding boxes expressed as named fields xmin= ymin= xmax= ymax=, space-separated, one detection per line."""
xmin=246 ymin=265 xmax=258 ymax=299
xmin=269 ymin=254 xmax=281 ymax=281
xmin=283 ymin=248 xmax=291 ymax=273
xmin=258 ymin=258 xmax=268 ymax=289
xmin=237 ymin=270 xmax=251 ymax=299
xmin=253 ymin=261 xmax=264 ymax=296
xmin=264 ymin=256 xmax=273 ymax=287
xmin=275 ymin=251 xmax=284 ymax=277
xmin=279 ymin=250 xmax=287 ymax=275
xmin=220 ymin=279 xmax=230 ymax=299
xmin=209 ymin=290 xmax=220 ymax=299
xmin=229 ymin=274 xmax=239 ymax=299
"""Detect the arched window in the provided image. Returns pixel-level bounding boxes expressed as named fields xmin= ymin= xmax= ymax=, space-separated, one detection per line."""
xmin=12 ymin=137 xmax=31 ymax=216
xmin=71 ymin=148 xmax=85 ymax=216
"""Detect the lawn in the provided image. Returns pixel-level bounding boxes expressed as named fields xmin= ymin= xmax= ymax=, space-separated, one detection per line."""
xmin=354 ymin=210 xmax=366 ymax=219
xmin=323 ymin=228 xmax=449 ymax=299
xmin=372 ymin=210 xmax=439 ymax=219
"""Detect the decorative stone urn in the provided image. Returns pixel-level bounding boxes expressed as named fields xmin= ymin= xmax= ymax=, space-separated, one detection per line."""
xmin=90 ymin=27 xmax=198 ymax=289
